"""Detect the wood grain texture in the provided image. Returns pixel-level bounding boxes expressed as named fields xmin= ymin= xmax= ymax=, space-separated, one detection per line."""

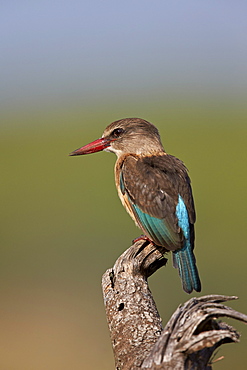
xmin=102 ymin=240 xmax=247 ymax=369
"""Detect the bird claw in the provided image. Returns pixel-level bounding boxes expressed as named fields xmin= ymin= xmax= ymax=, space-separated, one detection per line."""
xmin=132 ymin=235 xmax=155 ymax=245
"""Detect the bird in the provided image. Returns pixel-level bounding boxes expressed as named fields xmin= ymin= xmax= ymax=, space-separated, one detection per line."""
xmin=70 ymin=118 xmax=201 ymax=293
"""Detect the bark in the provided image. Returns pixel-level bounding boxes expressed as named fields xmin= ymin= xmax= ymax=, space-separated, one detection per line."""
xmin=102 ymin=240 xmax=247 ymax=369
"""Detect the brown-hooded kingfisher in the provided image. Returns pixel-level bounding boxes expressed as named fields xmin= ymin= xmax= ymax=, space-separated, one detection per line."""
xmin=70 ymin=118 xmax=201 ymax=294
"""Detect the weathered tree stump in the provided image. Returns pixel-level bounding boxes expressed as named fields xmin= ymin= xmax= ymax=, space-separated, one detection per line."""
xmin=102 ymin=240 xmax=247 ymax=369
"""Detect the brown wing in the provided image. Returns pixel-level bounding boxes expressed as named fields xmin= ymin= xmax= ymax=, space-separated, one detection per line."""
xmin=120 ymin=154 xmax=195 ymax=250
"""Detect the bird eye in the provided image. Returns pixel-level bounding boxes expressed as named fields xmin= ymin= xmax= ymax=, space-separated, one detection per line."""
xmin=112 ymin=128 xmax=124 ymax=138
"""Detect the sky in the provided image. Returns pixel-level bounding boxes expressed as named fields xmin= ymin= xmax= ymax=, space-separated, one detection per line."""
xmin=1 ymin=0 xmax=247 ymax=112
xmin=1 ymin=3 xmax=247 ymax=368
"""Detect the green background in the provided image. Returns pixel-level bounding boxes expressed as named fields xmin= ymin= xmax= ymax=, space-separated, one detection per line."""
xmin=1 ymin=1 xmax=247 ymax=369
xmin=1 ymin=102 xmax=247 ymax=369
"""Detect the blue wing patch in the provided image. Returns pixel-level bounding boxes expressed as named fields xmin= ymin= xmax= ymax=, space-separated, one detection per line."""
xmin=173 ymin=195 xmax=201 ymax=293
xmin=131 ymin=202 xmax=172 ymax=246
xmin=120 ymin=169 xmax=174 ymax=246
xmin=176 ymin=194 xmax=190 ymax=238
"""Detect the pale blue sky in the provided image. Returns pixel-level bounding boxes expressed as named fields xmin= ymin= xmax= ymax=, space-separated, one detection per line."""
xmin=1 ymin=1 xmax=247 ymax=111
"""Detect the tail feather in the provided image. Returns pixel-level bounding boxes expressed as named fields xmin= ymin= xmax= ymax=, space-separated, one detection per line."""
xmin=173 ymin=242 xmax=201 ymax=294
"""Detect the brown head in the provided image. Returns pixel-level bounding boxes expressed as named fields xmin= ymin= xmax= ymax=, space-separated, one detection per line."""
xmin=69 ymin=118 xmax=165 ymax=157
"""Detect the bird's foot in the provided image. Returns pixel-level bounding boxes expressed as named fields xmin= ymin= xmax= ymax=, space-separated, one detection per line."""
xmin=132 ymin=235 xmax=155 ymax=245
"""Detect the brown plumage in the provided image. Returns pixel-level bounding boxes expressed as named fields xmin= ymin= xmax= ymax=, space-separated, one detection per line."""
xmin=70 ymin=118 xmax=201 ymax=293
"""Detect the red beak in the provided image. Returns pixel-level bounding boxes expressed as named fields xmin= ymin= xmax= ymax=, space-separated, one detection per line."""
xmin=69 ymin=137 xmax=111 ymax=156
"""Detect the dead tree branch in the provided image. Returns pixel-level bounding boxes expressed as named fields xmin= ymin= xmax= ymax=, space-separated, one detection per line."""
xmin=102 ymin=240 xmax=247 ymax=369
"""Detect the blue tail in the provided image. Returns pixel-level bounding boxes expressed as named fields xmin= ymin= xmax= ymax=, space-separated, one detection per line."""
xmin=174 ymin=195 xmax=201 ymax=293
xmin=173 ymin=242 xmax=201 ymax=293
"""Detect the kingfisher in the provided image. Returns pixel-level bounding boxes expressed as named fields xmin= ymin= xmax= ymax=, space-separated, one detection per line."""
xmin=70 ymin=118 xmax=201 ymax=293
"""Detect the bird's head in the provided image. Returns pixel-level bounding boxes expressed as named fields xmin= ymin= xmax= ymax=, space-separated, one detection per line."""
xmin=69 ymin=118 xmax=164 ymax=157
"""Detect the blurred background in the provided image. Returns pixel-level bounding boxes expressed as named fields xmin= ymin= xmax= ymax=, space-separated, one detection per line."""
xmin=1 ymin=1 xmax=247 ymax=369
